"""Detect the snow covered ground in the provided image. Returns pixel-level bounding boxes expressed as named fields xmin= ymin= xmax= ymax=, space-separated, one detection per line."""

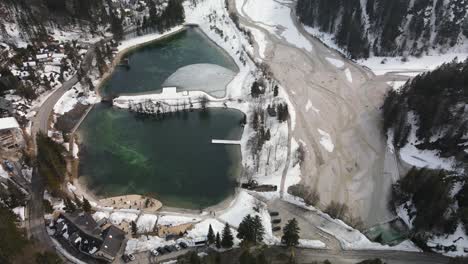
xmin=53 ymin=83 xmax=99 ymax=115
xmin=428 ymin=224 xmax=468 ymax=257
xmin=359 ymin=54 xmax=468 ymax=75
xmin=326 ymin=57 xmax=344 ymax=68
xmin=303 ymin=23 xmax=468 ymax=76
xmin=389 ymin=113 xmax=459 ymax=171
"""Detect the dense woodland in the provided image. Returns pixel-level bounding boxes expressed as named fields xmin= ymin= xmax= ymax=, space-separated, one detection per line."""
xmin=0 ymin=0 xmax=185 ymax=43
xmin=383 ymin=59 xmax=468 ymax=166
xmin=37 ymin=133 xmax=67 ymax=193
xmin=296 ymin=0 xmax=468 ymax=58
xmin=386 ymin=60 xmax=468 ymax=249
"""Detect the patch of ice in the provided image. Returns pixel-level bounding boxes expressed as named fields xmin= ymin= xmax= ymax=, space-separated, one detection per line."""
xmin=344 ymin=68 xmax=353 ymax=83
xmin=317 ymin=129 xmax=334 ymax=152
xmin=326 ymin=57 xmax=344 ymax=68
xmin=305 ymin=100 xmax=320 ymax=113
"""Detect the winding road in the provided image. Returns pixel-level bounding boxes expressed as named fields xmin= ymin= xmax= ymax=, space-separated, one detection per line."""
xmin=28 ymin=41 xmax=99 ymax=259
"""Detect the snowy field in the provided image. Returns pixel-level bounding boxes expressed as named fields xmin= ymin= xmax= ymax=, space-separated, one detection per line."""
xmin=388 ymin=113 xmax=459 ymax=172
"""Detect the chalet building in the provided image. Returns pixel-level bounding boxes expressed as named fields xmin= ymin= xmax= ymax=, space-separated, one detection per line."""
xmin=55 ymin=212 xmax=126 ymax=262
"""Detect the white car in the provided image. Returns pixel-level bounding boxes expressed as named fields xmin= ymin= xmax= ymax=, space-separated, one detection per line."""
xmin=150 ymin=249 xmax=159 ymax=256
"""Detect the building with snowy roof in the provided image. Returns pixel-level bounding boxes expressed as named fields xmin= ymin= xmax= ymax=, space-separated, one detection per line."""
xmin=55 ymin=212 xmax=126 ymax=262
xmin=0 ymin=117 xmax=19 ymax=131
xmin=0 ymin=117 xmax=23 ymax=152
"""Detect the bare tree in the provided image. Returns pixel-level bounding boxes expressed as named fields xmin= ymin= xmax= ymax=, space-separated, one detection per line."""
xmin=199 ymin=95 xmax=209 ymax=110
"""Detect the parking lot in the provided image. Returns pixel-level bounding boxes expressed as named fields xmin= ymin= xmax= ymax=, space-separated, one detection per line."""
xmin=116 ymin=243 xmax=207 ymax=264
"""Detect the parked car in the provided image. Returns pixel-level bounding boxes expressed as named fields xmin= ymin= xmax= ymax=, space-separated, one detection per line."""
xmin=179 ymin=242 xmax=188 ymax=249
xmin=3 ymin=160 xmax=14 ymax=172
xmin=150 ymin=249 xmax=159 ymax=256
xmin=269 ymin=211 xmax=279 ymax=217
xmin=271 ymin=219 xmax=281 ymax=224
xmin=164 ymin=245 xmax=173 ymax=252
xmin=169 ymin=245 xmax=178 ymax=252
xmin=122 ymin=253 xmax=135 ymax=262
xmin=156 ymin=247 xmax=166 ymax=255
xmin=272 ymin=226 xmax=281 ymax=232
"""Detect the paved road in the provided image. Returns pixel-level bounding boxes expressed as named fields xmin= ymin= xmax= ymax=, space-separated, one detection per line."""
xmin=289 ymin=247 xmax=450 ymax=264
xmin=114 ymin=245 xmax=450 ymax=264
xmin=28 ymin=41 xmax=99 ymax=258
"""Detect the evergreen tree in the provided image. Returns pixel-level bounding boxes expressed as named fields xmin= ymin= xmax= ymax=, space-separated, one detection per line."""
xmin=131 ymin=221 xmax=138 ymax=235
xmin=82 ymin=197 xmax=92 ymax=213
xmin=106 ymin=0 xmax=124 ymax=40
xmin=207 ymin=224 xmax=215 ymax=245
xmin=0 ymin=206 xmax=28 ymax=264
xmin=250 ymin=81 xmax=262 ymax=97
xmin=221 ymin=223 xmax=234 ymax=248
xmin=73 ymin=193 xmax=82 ymax=208
xmin=277 ymin=103 xmax=289 ymax=122
xmin=215 ymin=232 xmax=221 ymax=248
xmin=282 ymin=218 xmax=300 ymax=247
xmin=64 ymin=197 xmax=76 ymax=213
xmin=273 ymin=85 xmax=279 ymax=97
xmin=252 ymin=112 xmax=259 ymax=131
xmin=36 ymin=133 xmax=66 ymax=192
xmin=253 ymin=215 xmax=265 ymax=243
xmin=237 ymin=214 xmax=264 ymax=244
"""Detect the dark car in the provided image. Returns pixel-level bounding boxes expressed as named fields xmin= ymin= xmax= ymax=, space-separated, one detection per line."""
xmin=157 ymin=247 xmax=166 ymax=254
xmin=164 ymin=245 xmax=173 ymax=252
xmin=3 ymin=160 xmax=14 ymax=172
xmin=272 ymin=226 xmax=281 ymax=232
xmin=271 ymin=219 xmax=281 ymax=224
xmin=179 ymin=242 xmax=188 ymax=249
xmin=122 ymin=253 xmax=135 ymax=263
xmin=168 ymin=245 xmax=178 ymax=252
xmin=269 ymin=211 xmax=279 ymax=217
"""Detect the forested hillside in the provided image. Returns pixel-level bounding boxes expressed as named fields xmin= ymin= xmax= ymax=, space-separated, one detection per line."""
xmin=0 ymin=0 xmax=185 ymax=45
xmin=383 ymin=59 xmax=467 ymax=166
xmin=0 ymin=0 xmax=107 ymax=43
xmin=296 ymin=0 xmax=468 ymax=59
xmin=385 ymin=60 xmax=468 ymax=253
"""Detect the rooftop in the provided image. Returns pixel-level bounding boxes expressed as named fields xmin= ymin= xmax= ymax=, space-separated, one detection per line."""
xmin=0 ymin=117 xmax=19 ymax=130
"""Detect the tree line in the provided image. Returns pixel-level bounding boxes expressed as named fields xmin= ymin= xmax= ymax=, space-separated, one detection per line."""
xmin=296 ymin=0 xmax=468 ymax=58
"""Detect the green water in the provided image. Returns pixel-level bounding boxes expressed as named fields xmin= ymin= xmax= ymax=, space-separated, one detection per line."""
xmin=79 ymin=28 xmax=244 ymax=209
xmin=101 ymin=28 xmax=238 ymax=96
xmin=79 ymin=106 xmax=244 ymax=208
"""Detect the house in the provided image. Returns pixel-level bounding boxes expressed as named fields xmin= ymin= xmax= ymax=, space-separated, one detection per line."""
xmin=95 ymin=225 xmax=126 ymax=262
xmin=0 ymin=117 xmax=24 ymax=151
xmin=36 ymin=53 xmax=50 ymax=62
xmin=55 ymin=212 xmax=126 ymax=262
